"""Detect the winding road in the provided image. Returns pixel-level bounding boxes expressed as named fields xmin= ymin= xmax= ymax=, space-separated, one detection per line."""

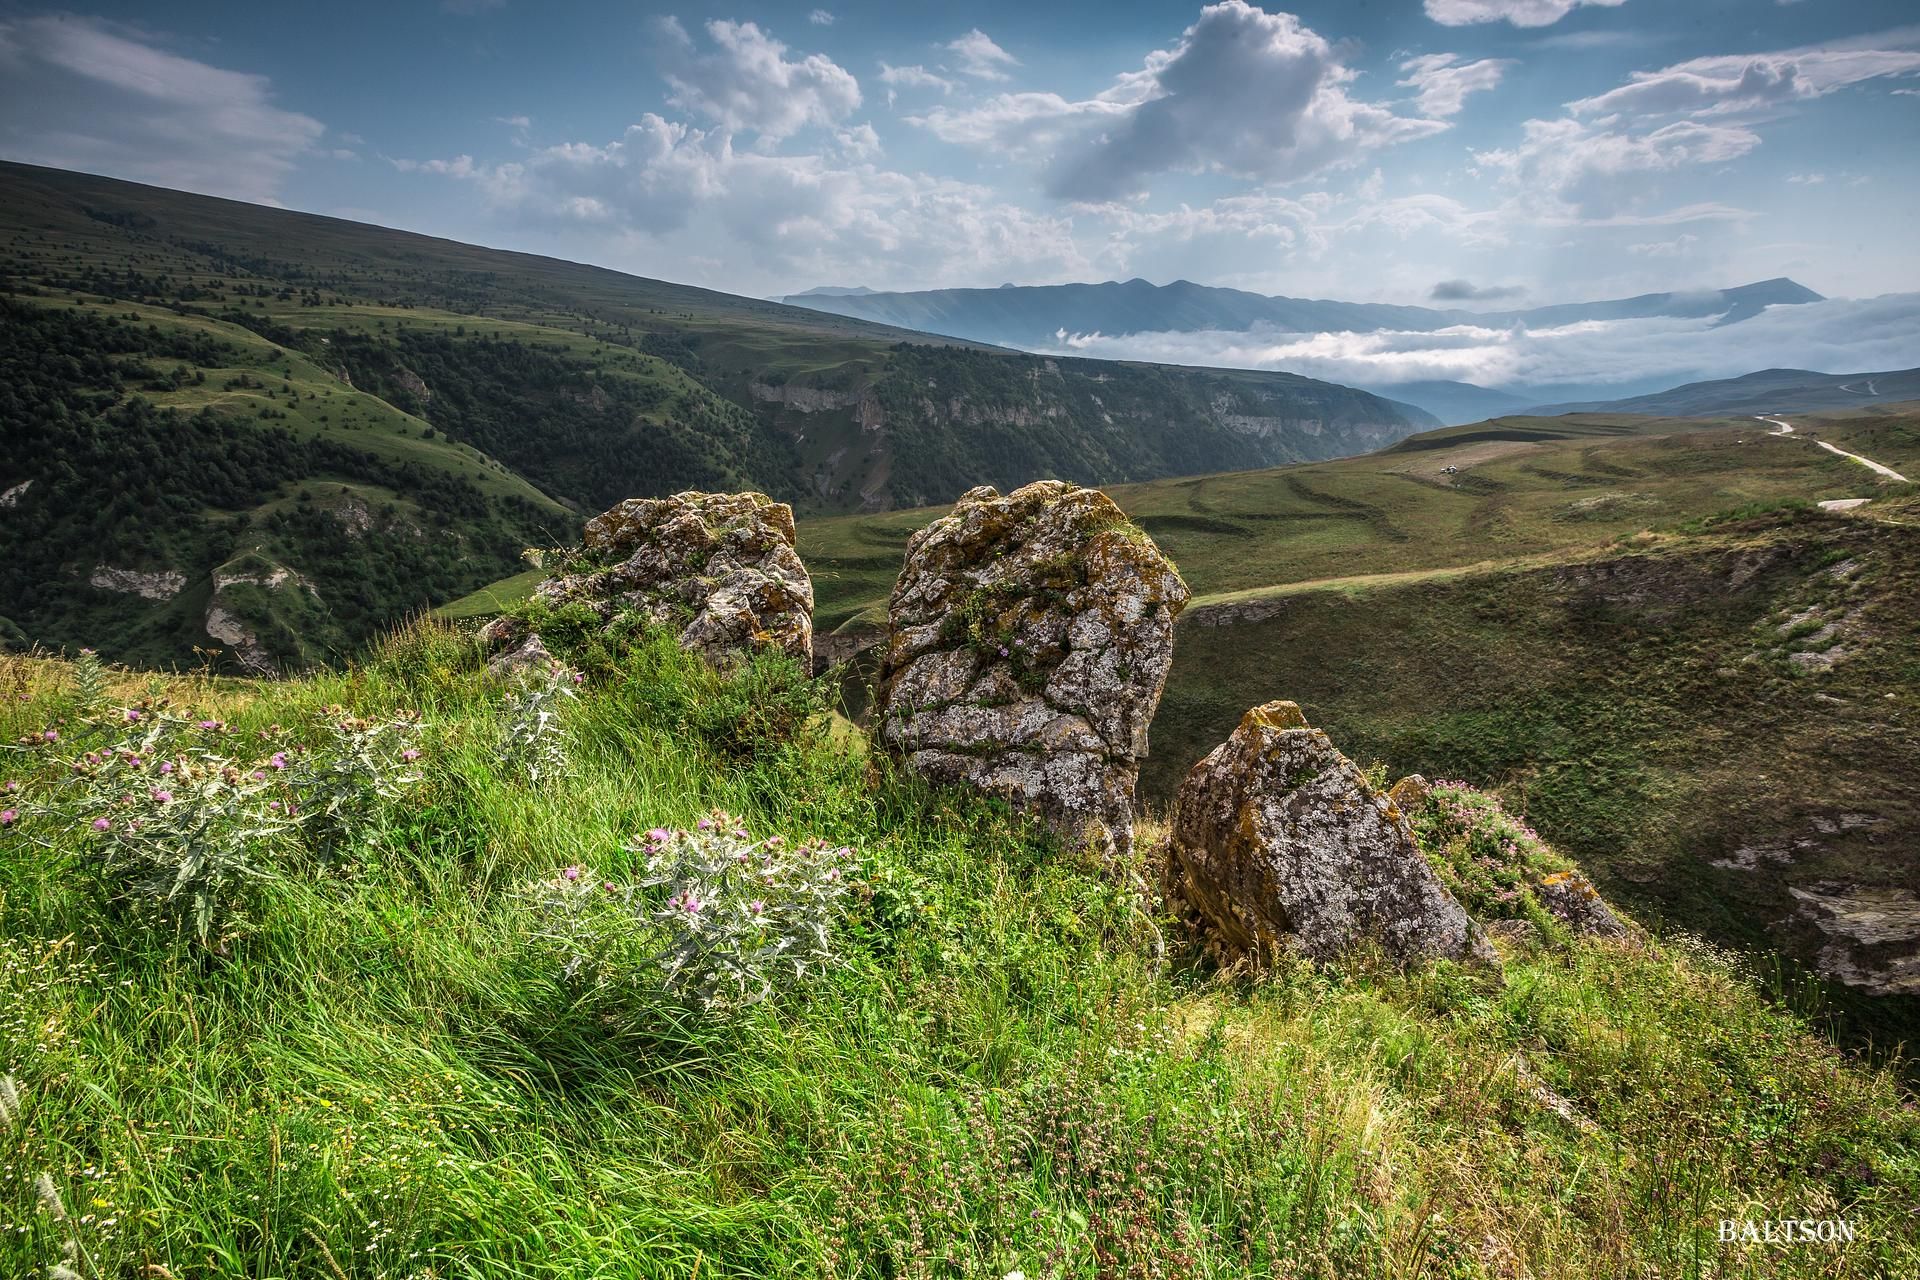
xmin=1755 ymin=415 xmax=1910 ymax=483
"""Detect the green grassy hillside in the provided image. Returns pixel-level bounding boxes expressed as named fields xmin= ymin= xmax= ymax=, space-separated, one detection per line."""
xmin=0 ymin=161 xmax=1438 ymax=670
xmin=801 ymin=408 xmax=1892 ymax=632
xmin=0 ymin=162 xmax=1435 ymax=516
xmin=1 ymin=632 xmax=1915 ymax=1278
xmin=796 ymin=407 xmax=1920 ymax=1036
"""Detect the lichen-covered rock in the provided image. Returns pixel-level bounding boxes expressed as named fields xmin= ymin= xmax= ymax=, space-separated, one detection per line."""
xmin=1536 ymin=869 xmax=1629 ymax=939
xmin=1167 ymin=701 xmax=1491 ymax=966
xmin=488 ymin=631 xmax=554 ymax=680
xmin=874 ymin=480 xmax=1189 ymax=859
xmin=534 ymin=491 xmax=813 ymax=668
xmin=1386 ymin=773 xmax=1431 ymax=812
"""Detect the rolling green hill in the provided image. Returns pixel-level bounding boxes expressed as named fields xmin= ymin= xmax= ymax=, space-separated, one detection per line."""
xmin=0 ymin=161 xmax=1436 ymax=670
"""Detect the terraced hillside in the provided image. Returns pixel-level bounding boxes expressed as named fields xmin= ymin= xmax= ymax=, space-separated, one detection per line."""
xmin=0 ymin=161 xmax=1434 ymax=669
xmin=798 ymin=406 xmax=1920 ymax=1037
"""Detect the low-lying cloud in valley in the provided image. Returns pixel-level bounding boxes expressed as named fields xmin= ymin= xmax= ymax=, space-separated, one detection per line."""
xmin=1042 ymin=293 xmax=1920 ymax=396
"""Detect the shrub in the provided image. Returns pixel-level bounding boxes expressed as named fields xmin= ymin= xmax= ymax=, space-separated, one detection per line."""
xmin=522 ymin=810 xmax=855 ymax=1014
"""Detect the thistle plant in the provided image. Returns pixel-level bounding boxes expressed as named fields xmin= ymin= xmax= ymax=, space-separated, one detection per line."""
xmin=6 ymin=701 xmax=427 ymax=945
xmin=282 ymin=706 xmax=424 ymax=861
xmin=57 ymin=712 xmax=300 ymax=943
xmin=67 ymin=650 xmax=107 ymax=719
xmin=524 ymin=811 xmax=855 ymax=1014
xmin=497 ymin=664 xmax=578 ymax=787
xmin=630 ymin=812 xmax=854 ymax=1011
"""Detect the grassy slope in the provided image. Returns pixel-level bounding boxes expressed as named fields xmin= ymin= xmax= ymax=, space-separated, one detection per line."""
xmin=801 ymin=409 xmax=1880 ymax=631
xmin=798 ymin=409 xmax=1920 ymax=1035
xmin=1 ymin=637 xmax=1916 ymax=1278
xmin=0 ymin=162 xmax=1433 ymax=521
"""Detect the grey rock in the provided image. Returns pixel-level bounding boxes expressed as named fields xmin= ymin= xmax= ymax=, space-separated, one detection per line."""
xmin=874 ymin=480 xmax=1189 ymax=859
xmin=488 ymin=631 xmax=554 ymax=680
xmin=1167 ymin=701 xmax=1492 ymax=967
xmin=533 ymin=491 xmax=813 ymax=668
xmin=1536 ymin=869 xmax=1630 ymax=939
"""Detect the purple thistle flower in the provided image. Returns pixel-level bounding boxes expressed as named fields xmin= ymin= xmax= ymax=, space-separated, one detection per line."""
xmin=748 ymin=899 xmax=765 ymax=916
xmin=92 ymin=818 xmax=111 ymax=832
xmin=158 ymin=761 xmax=174 ymax=775
xmin=696 ymin=818 xmax=713 ymax=831
xmin=401 ymin=748 xmax=420 ymax=762
xmin=270 ymin=753 xmax=287 ymax=770
xmin=0 ymin=810 xmax=16 ymax=826
xmin=42 ymin=730 xmax=57 ymax=743
xmin=646 ymin=827 xmax=670 ymax=842
xmin=151 ymin=789 xmax=172 ymax=804
xmin=562 ymin=865 xmax=582 ymax=882
xmin=198 ymin=720 xmax=221 ymax=730
xmin=124 ymin=709 xmax=141 ymax=723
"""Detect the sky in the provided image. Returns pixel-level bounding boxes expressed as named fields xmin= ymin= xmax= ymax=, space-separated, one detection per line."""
xmin=1 ymin=0 xmax=1917 ymax=319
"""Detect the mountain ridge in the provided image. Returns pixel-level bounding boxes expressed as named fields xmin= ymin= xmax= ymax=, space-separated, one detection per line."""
xmin=777 ymin=274 xmax=1827 ymax=351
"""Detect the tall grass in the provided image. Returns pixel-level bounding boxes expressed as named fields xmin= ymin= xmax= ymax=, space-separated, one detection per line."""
xmin=0 ymin=627 xmax=1914 ymax=1278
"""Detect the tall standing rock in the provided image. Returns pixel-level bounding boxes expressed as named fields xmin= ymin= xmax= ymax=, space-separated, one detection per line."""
xmin=874 ymin=480 xmax=1189 ymax=859
xmin=529 ymin=491 xmax=814 ymax=667
xmin=1168 ymin=701 xmax=1490 ymax=966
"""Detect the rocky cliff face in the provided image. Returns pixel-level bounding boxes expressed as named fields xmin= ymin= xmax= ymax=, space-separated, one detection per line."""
xmin=874 ymin=481 xmax=1188 ymax=860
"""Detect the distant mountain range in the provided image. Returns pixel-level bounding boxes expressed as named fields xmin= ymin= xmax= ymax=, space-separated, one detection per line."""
xmin=777 ymin=276 xmax=1825 ymax=352
xmin=1526 ymin=367 xmax=1920 ymax=418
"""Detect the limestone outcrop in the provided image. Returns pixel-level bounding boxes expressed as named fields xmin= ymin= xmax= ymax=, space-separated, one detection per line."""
xmin=874 ymin=481 xmax=1189 ymax=859
xmin=1167 ymin=701 xmax=1490 ymax=966
xmin=530 ymin=491 xmax=813 ymax=668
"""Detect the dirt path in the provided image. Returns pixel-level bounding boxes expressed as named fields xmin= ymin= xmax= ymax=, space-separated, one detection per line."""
xmin=1756 ymin=416 xmax=1910 ymax=483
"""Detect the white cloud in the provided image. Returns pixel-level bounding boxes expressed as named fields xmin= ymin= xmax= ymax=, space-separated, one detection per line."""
xmin=1626 ymin=234 xmax=1697 ymax=257
xmin=495 ymin=114 xmax=532 ymax=130
xmin=1038 ymin=293 xmax=1920 ymax=393
xmin=0 ymin=15 xmax=324 ymax=203
xmin=880 ymin=63 xmax=958 ymax=95
xmin=918 ymin=3 xmax=1448 ymax=202
xmin=655 ymin=16 xmax=860 ymax=141
xmin=1397 ymin=53 xmax=1514 ymax=116
xmin=395 ymin=117 xmax=1089 ymax=292
xmin=1425 ymin=0 xmax=1627 ymax=29
xmin=1570 ymin=45 xmax=1920 ymax=118
xmin=947 ymin=29 xmax=1018 ymax=81
xmin=1475 ymin=116 xmax=1761 ymax=219
xmin=809 ymin=9 xmax=834 ymax=25
xmin=1786 ymin=171 xmax=1825 ymax=184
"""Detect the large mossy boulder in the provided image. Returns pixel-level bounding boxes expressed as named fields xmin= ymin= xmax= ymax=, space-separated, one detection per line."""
xmin=512 ymin=491 xmax=813 ymax=668
xmin=1167 ymin=701 xmax=1492 ymax=966
xmin=874 ymin=480 xmax=1189 ymax=860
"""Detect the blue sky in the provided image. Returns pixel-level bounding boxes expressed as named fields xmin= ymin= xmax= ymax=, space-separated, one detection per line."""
xmin=2 ymin=0 xmax=1917 ymax=308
